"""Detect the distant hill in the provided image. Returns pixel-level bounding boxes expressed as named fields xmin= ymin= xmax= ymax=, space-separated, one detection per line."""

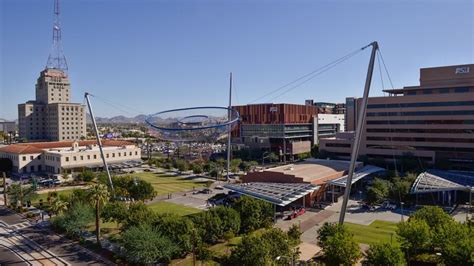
xmin=86 ymin=114 xmax=148 ymax=124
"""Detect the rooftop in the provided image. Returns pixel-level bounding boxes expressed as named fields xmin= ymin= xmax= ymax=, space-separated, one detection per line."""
xmin=411 ymin=169 xmax=474 ymax=194
xmin=265 ymin=159 xmax=360 ymax=183
xmin=0 ymin=140 xmax=134 ymax=154
xmin=224 ymin=182 xmax=319 ymax=206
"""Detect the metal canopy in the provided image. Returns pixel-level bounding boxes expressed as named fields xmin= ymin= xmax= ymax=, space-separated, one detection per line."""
xmin=411 ymin=170 xmax=474 ymax=194
xmin=329 ymin=165 xmax=385 ymax=188
xmin=224 ymin=182 xmax=319 ymax=206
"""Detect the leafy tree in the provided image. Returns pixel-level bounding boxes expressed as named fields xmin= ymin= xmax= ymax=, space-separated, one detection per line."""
xmin=174 ymin=159 xmax=188 ymax=172
xmin=101 ymin=201 xmax=128 ymax=229
xmin=128 ymin=178 xmax=156 ymax=201
xmin=232 ymin=196 xmax=273 ymax=233
xmin=227 ymin=228 xmax=294 ymax=266
xmin=77 ymin=170 xmax=95 ymax=182
xmin=88 ymin=184 xmax=110 ymax=247
xmin=434 ymin=220 xmax=474 ymax=265
xmin=196 ymin=244 xmax=214 ymax=263
xmin=192 ymin=210 xmax=222 ymax=244
xmin=365 ymin=243 xmax=405 ymax=266
xmin=69 ymin=189 xmax=90 ymax=206
xmin=213 ymin=206 xmax=240 ymax=236
xmin=7 ymin=184 xmax=37 ymax=208
xmin=192 ymin=163 xmax=203 ymax=174
xmin=51 ymin=203 xmax=94 ymax=238
xmin=121 ymin=224 xmax=178 ymax=264
xmin=123 ymin=201 xmax=157 ymax=229
xmin=50 ymin=198 xmax=68 ymax=215
xmin=366 ymin=178 xmax=390 ymax=204
xmin=322 ymin=227 xmax=361 ymax=265
xmin=287 ymin=224 xmax=302 ymax=247
xmin=396 ymin=219 xmax=431 ymax=258
xmin=409 ymin=205 xmax=452 ymax=229
xmin=230 ymin=158 xmax=242 ymax=173
xmin=267 ymin=152 xmax=279 ymax=162
xmin=153 ymin=213 xmax=195 ymax=255
xmin=317 ymin=223 xmax=361 ymax=265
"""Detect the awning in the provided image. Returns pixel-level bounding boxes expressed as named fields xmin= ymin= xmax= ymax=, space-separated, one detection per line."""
xmin=411 ymin=170 xmax=474 ymax=194
xmin=224 ymin=182 xmax=319 ymax=206
xmin=328 ymin=165 xmax=385 ymax=188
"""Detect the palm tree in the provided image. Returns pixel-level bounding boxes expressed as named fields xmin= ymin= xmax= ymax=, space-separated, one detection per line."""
xmin=88 ymin=184 xmax=110 ymax=247
xmin=50 ymin=198 xmax=68 ymax=215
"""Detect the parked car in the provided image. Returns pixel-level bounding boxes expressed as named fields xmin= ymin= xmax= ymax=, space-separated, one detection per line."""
xmin=382 ymin=201 xmax=397 ymax=210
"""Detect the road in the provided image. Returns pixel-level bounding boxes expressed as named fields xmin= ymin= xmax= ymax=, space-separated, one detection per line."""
xmin=0 ymin=206 xmax=113 ymax=266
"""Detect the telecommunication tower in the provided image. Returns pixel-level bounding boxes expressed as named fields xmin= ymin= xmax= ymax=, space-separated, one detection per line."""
xmin=46 ymin=0 xmax=68 ymax=71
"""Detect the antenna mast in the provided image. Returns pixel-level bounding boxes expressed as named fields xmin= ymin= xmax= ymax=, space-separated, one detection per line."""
xmin=46 ymin=0 xmax=68 ymax=71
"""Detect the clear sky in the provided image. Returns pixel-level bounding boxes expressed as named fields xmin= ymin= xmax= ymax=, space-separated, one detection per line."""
xmin=1 ymin=0 xmax=473 ymax=120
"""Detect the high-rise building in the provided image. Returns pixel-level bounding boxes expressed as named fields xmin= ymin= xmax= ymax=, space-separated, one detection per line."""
xmin=18 ymin=0 xmax=86 ymax=142
xmin=319 ymin=64 xmax=474 ymax=169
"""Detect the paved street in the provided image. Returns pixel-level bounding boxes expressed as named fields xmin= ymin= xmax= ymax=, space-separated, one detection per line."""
xmin=0 ymin=206 xmax=113 ymax=266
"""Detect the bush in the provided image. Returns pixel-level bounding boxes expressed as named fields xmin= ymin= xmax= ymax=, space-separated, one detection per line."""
xmin=121 ymin=224 xmax=178 ymax=264
xmin=77 ymin=170 xmax=95 ymax=182
xmin=365 ymin=243 xmax=405 ymax=265
xmin=51 ymin=203 xmax=94 ymax=238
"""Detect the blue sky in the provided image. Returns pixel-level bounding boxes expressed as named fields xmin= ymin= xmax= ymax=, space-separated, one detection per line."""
xmin=1 ymin=0 xmax=473 ymax=120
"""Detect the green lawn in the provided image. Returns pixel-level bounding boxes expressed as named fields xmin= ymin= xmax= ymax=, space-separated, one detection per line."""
xmin=345 ymin=220 xmax=399 ymax=246
xmin=148 ymin=201 xmax=202 ymax=216
xmin=34 ymin=189 xmax=76 ymax=205
xmin=130 ymin=172 xmax=207 ymax=196
xmin=171 ymin=236 xmax=242 ymax=266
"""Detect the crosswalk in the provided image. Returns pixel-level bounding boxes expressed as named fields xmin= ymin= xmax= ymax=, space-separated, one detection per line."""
xmin=0 ymin=222 xmax=69 ymax=266
xmin=9 ymin=221 xmax=32 ymax=230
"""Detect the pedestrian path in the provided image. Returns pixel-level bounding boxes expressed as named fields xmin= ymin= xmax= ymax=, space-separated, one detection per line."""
xmin=0 ymin=222 xmax=69 ymax=266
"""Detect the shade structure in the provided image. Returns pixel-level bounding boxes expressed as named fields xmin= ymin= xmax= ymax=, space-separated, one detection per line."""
xmin=145 ymin=106 xmax=239 ymax=143
xmin=411 ymin=169 xmax=474 ymax=194
xmin=224 ymin=182 xmax=319 ymax=206
xmin=328 ymin=165 xmax=385 ymax=188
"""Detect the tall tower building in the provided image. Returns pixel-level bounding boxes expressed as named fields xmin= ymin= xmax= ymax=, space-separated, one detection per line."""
xmin=18 ymin=0 xmax=86 ymax=142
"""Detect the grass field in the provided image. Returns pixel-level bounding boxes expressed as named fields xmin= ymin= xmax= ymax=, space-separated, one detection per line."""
xmin=148 ymin=201 xmax=202 ymax=216
xmin=171 ymin=236 xmax=242 ymax=265
xmin=345 ymin=220 xmax=399 ymax=246
xmin=34 ymin=189 xmax=76 ymax=205
xmin=131 ymin=172 xmax=207 ymax=196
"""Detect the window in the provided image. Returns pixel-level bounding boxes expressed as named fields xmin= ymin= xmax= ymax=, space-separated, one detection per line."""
xmin=66 ymin=157 xmax=69 ymax=162
xmin=94 ymin=155 xmax=97 ymax=159
xmin=30 ymin=156 xmax=34 ymax=160
xmin=73 ymin=156 xmax=77 ymax=161
xmin=87 ymin=155 xmax=90 ymax=160
xmin=80 ymin=156 xmax=84 ymax=160
xmin=112 ymin=153 xmax=115 ymax=158
xmin=22 ymin=156 xmax=26 ymax=161
xmin=455 ymin=87 xmax=469 ymax=93
xmin=440 ymin=88 xmax=450 ymax=94
xmin=106 ymin=154 xmax=109 ymax=158
xmin=423 ymin=89 xmax=432 ymax=95
xmin=135 ymin=151 xmax=138 ymax=155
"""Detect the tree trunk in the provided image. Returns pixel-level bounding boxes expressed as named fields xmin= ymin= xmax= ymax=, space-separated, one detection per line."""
xmin=96 ymin=201 xmax=101 ymax=247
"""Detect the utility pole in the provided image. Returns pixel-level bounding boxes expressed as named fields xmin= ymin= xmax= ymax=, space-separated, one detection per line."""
xmin=84 ymin=93 xmax=115 ymax=196
xmin=339 ymin=42 xmax=378 ymax=224
xmin=226 ymin=72 xmax=233 ymax=181
xmin=3 ymin=172 xmax=7 ymax=206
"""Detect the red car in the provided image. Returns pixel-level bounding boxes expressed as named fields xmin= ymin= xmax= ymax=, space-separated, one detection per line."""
xmin=287 ymin=208 xmax=306 ymax=220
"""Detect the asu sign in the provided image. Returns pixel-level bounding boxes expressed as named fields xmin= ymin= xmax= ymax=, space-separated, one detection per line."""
xmin=455 ymin=66 xmax=470 ymax=74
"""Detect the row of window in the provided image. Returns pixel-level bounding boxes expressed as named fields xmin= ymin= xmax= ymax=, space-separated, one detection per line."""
xmin=365 ymin=144 xmax=474 ymax=153
xmin=367 ymin=101 xmax=474 ymax=109
xmin=366 ymin=120 xmax=474 ymax=125
xmin=405 ymin=87 xmax=470 ymax=95
xmin=64 ymin=151 xmax=138 ymax=162
xmin=366 ymin=136 xmax=474 ymax=143
xmin=367 ymin=110 xmax=474 ymax=117
xmin=366 ymin=128 xmax=474 ymax=134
